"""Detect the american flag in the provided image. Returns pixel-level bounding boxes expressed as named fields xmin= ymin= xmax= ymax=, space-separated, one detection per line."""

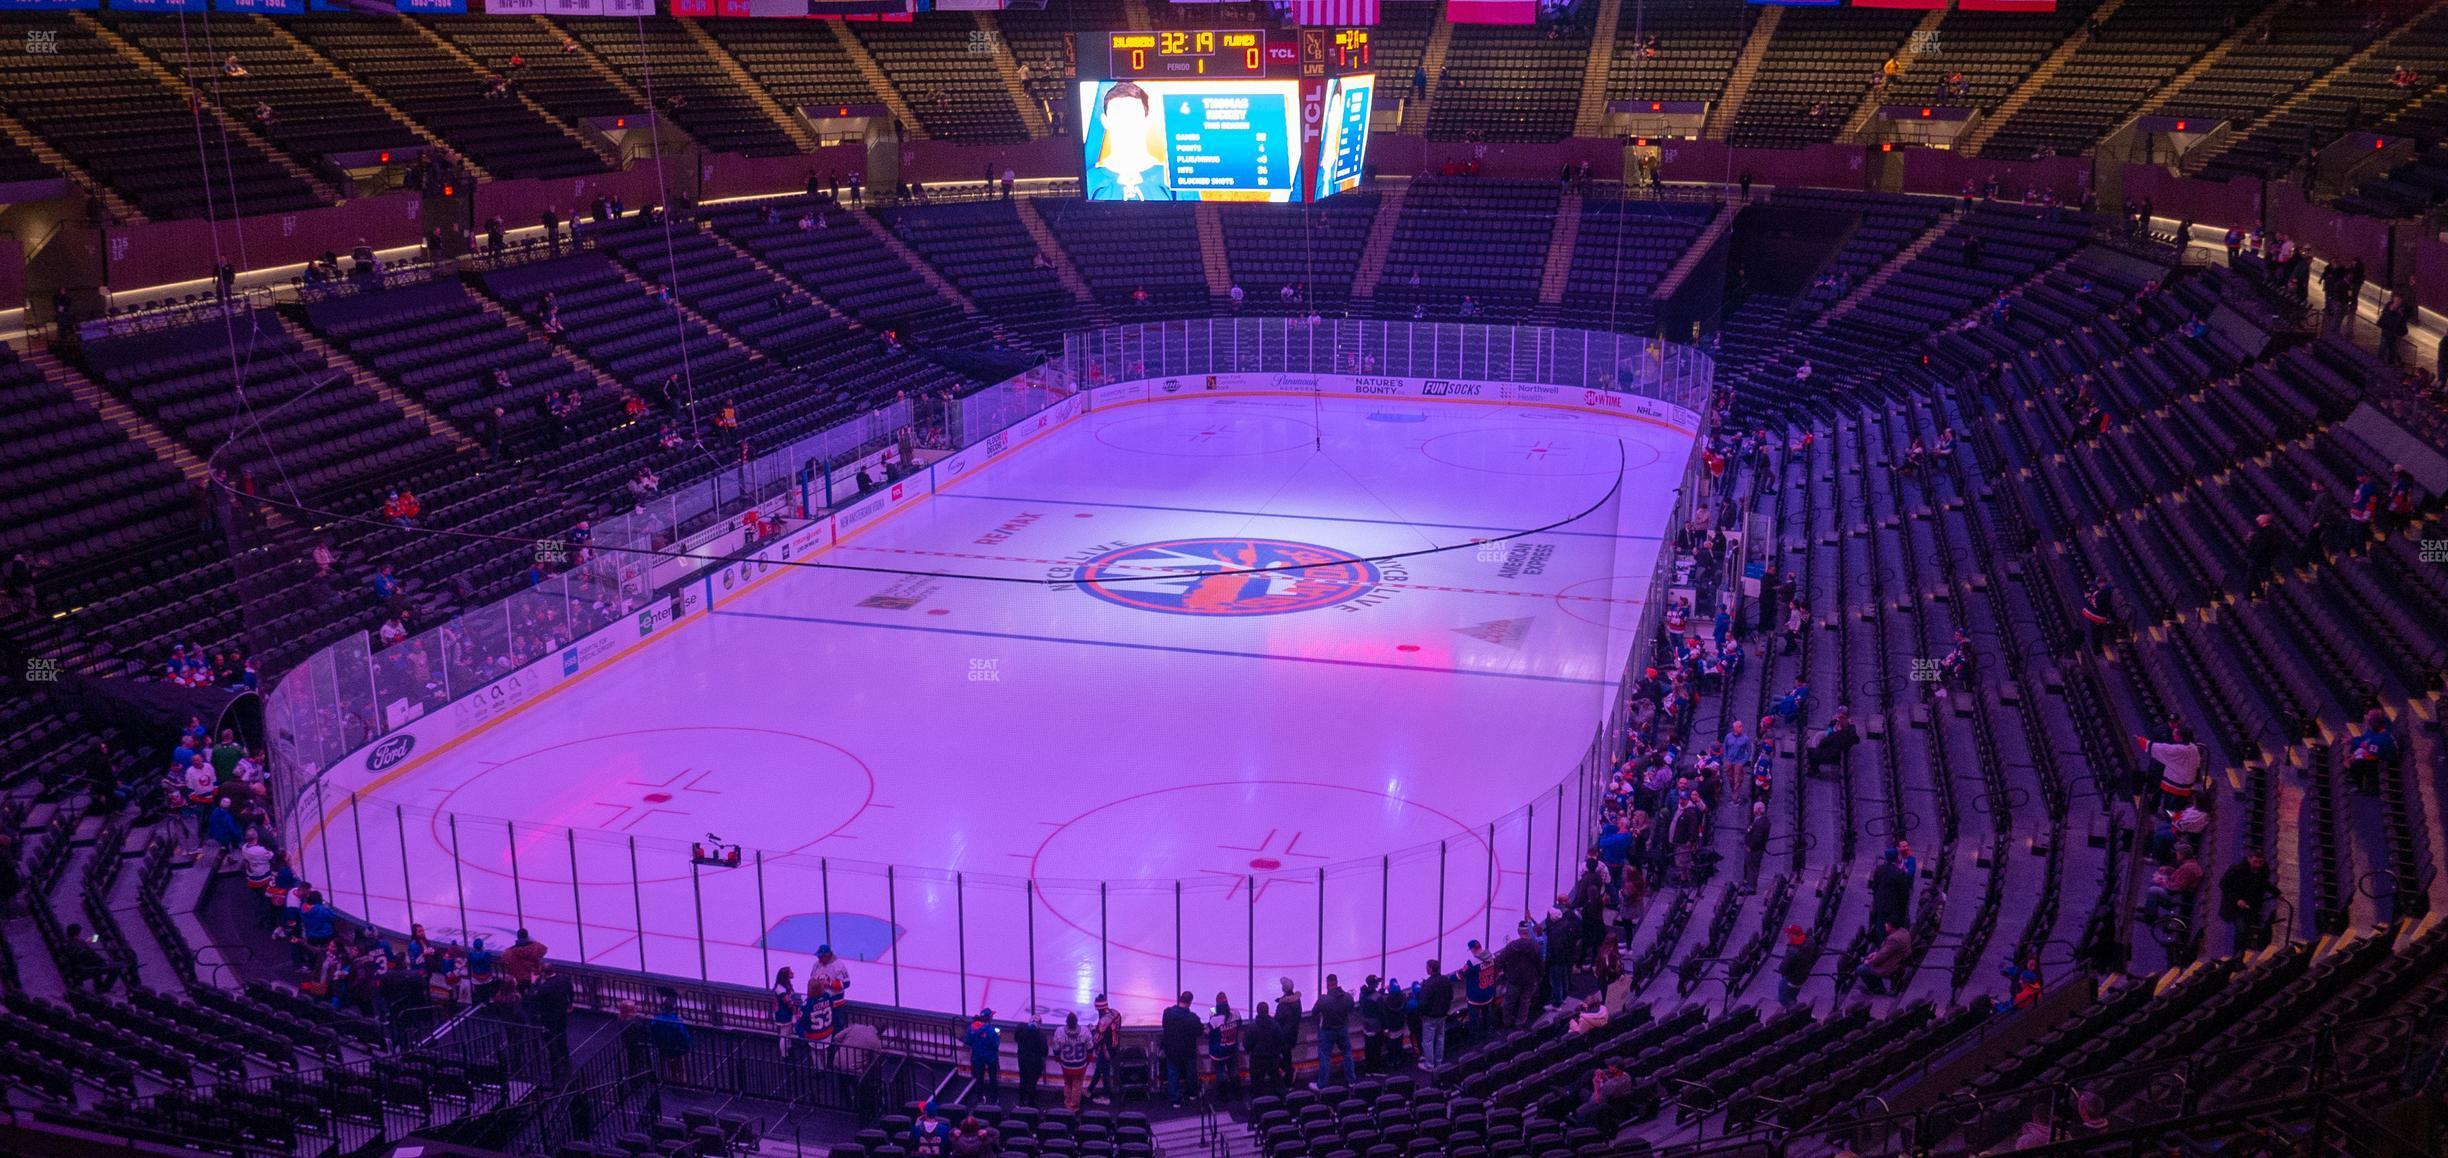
xmin=1287 ymin=0 xmax=1379 ymax=26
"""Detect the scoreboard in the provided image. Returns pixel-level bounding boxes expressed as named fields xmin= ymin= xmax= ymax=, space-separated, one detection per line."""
xmin=1106 ymin=30 xmax=1271 ymax=80
xmin=1082 ymin=28 xmax=1375 ymax=204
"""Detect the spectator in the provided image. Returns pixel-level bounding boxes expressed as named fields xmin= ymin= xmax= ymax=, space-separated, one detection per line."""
xmin=60 ymin=922 xmax=127 ymax=992
xmin=1052 ymin=1010 xmax=1093 ymax=1111
xmin=1312 ymin=974 xmax=1356 ymax=1087
xmin=2219 ymin=851 xmax=2279 ymax=953
xmin=1495 ymin=923 xmax=1543 ymax=1027
xmin=766 ymin=966 xmax=802 ymax=1055
xmin=1571 ymin=1060 xmax=1634 ymax=1129
xmin=1206 ymin=995 xmax=1241 ymax=1101
xmin=1415 ymin=959 xmax=1453 ymax=1068
xmin=529 ymin=963 xmax=573 ymax=1058
xmin=502 ymin=927 xmax=547 ymax=986
xmin=1805 ymin=706 xmax=1861 ymax=776
xmin=1245 ymin=1001 xmax=1281 ymax=1096
xmin=2139 ymin=843 xmax=2204 ymax=926
xmin=965 ymin=1008 xmax=1002 ymax=1100
xmin=648 ymin=990 xmax=691 ymax=1081
xmin=1778 ymin=925 xmax=1813 ymax=1006
xmin=2138 ymin=725 xmax=2204 ymax=813
xmin=1859 ymin=921 xmax=1912 ymax=995
xmin=909 ymin=1101 xmax=950 ymax=1156
xmin=1869 ymin=846 xmax=1913 ymax=931
xmin=947 ymin=1115 xmax=998 ymax=1157
xmin=1159 ymin=991 xmax=1202 ymax=1105
xmin=1015 ymin=1016 xmax=1046 ymax=1107
xmin=1091 ymin=993 xmax=1123 ymax=1104
xmin=2344 ymin=709 xmax=2398 ymax=796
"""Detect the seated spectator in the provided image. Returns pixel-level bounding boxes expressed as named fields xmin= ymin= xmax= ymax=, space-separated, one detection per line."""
xmin=1571 ymin=1060 xmax=1635 ymax=1129
xmin=2139 ymin=843 xmax=2204 ymax=925
xmin=60 ymin=923 xmax=128 ymax=992
xmin=1859 ymin=921 xmax=1911 ymax=995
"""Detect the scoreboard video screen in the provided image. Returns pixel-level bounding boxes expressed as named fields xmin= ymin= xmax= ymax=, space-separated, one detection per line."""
xmin=1082 ymin=28 xmax=1372 ymax=204
xmin=1314 ymin=74 xmax=1373 ymax=199
xmin=1079 ymin=79 xmax=1302 ymax=202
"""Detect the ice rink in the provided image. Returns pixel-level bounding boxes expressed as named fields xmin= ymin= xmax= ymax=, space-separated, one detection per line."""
xmin=304 ymin=393 xmax=1693 ymax=1021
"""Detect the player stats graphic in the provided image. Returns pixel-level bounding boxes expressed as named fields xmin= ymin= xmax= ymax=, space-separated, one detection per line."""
xmin=1313 ymin=73 xmax=1374 ymax=200
xmin=1079 ymin=79 xmax=1303 ymax=203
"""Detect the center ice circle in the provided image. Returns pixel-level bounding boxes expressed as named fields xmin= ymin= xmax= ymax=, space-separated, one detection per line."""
xmin=1075 ymin=537 xmax=1381 ymax=616
xmin=433 ymin=727 xmax=874 ymax=885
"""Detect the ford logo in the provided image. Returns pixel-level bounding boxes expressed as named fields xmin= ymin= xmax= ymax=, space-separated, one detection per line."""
xmin=366 ymin=733 xmax=417 ymax=772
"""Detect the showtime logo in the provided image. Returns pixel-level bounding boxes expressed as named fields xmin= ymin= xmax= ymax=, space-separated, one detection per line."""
xmin=1582 ymin=390 xmax=1627 ymax=410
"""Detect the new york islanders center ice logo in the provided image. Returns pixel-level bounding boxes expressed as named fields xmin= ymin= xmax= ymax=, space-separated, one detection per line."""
xmin=1076 ymin=538 xmax=1381 ymax=616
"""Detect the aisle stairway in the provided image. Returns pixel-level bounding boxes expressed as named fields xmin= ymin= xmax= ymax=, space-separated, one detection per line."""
xmin=1702 ymin=5 xmax=1781 ymax=140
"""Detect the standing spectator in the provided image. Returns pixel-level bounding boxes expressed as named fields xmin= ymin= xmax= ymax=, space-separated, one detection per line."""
xmin=1271 ymin=978 xmax=1301 ymax=1080
xmin=2344 ymin=709 xmax=2398 ymax=796
xmin=768 ymin=966 xmax=802 ymax=1055
xmin=1312 ymin=974 xmax=1356 ymax=1087
xmin=1543 ymin=908 xmax=1580 ymax=1009
xmin=1460 ymin=940 xmax=1499 ymax=1038
xmin=809 ymin=944 xmax=851 ymax=1002
xmin=1419 ymin=957 xmax=1456 ymax=1069
xmin=1159 ymin=991 xmax=1202 ymax=1106
xmin=2139 ymin=726 xmax=2204 ymax=813
xmin=2219 ymin=851 xmax=2280 ymax=953
xmin=1778 ymin=925 xmax=1813 ymax=1006
xmin=502 ymin=927 xmax=547 ymax=987
xmin=1052 ymin=1011 xmax=1094 ymax=1111
xmin=1090 ymin=994 xmax=1123 ymax=1105
xmin=1206 ymin=995 xmax=1241 ymax=1102
xmin=965 ymin=1009 xmax=1002 ymax=1101
xmin=648 ymin=991 xmax=691 ymax=1082
xmin=1241 ymin=1002 xmax=1278 ymax=1096
xmin=1015 ymin=1016 xmax=1046 ymax=1107
xmin=1496 ymin=923 xmax=1543 ymax=1028
xmin=541 ymin=207 xmax=562 ymax=257
xmin=2241 ymin=514 xmax=2285 ymax=597
xmin=529 ymin=963 xmax=573 ymax=1060
xmin=1743 ymin=802 xmax=1770 ymax=892
xmin=1869 ymin=847 xmax=1913 ymax=932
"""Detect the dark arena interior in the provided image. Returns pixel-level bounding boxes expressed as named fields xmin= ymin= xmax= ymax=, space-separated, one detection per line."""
xmin=3 ymin=1 xmax=2448 ymax=1156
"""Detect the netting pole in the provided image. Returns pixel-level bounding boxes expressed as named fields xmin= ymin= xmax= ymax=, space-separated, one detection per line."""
xmin=1026 ymin=880 xmax=1037 ymax=1017
xmin=506 ymin=820 xmax=525 ymax=932
xmin=1437 ymin=841 xmax=1448 ymax=966
xmin=755 ymin=851 xmax=769 ymax=986
xmin=1099 ymin=882 xmax=1110 ymax=997
xmin=1553 ymin=784 xmax=1565 ymax=906
xmin=887 ymin=866 xmax=903 ymax=1007
xmin=449 ymin=814 xmax=469 ymax=944
xmin=394 ymin=806 xmax=414 ymax=930
xmin=691 ymin=859 xmax=708 ymax=982
xmin=569 ymin=828 xmax=586 ymax=964
xmin=1173 ymin=879 xmax=1183 ymax=998
xmin=1315 ymin=868 xmax=1325 ymax=996
xmin=1484 ymin=822 xmax=1496 ymax=946
xmin=630 ymin=836 xmax=647 ymax=975
xmin=957 ymin=872 xmax=969 ymax=1013
xmin=821 ymin=858 xmax=833 ymax=948
xmin=1246 ymin=875 xmax=1256 ymax=1016
xmin=1379 ymin=855 xmax=1389 ymax=981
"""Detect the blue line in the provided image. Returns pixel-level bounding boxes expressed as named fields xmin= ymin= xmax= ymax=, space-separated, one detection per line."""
xmin=934 ymin=491 xmax=1663 ymax=542
xmin=714 ymin=609 xmax=1618 ymax=687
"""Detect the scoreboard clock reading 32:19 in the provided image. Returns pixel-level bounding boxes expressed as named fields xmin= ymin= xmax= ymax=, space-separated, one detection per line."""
xmin=1107 ymin=30 xmax=1269 ymax=79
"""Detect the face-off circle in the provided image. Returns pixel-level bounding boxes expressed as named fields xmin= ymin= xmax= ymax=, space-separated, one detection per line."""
xmin=432 ymin=727 xmax=875 ymax=885
xmin=1076 ymin=538 xmax=1381 ymax=616
xmin=1027 ymin=781 xmax=1491 ymax=969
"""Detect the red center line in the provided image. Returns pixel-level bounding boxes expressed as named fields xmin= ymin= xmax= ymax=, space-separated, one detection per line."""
xmin=832 ymin=544 xmax=1645 ymax=605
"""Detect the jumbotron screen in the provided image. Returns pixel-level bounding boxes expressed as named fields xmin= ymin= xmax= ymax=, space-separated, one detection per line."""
xmin=1314 ymin=74 xmax=1373 ymax=200
xmin=1079 ymin=79 xmax=1303 ymax=202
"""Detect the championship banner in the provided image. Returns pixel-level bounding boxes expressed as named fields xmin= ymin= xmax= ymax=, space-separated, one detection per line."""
xmin=0 ymin=0 xmax=100 ymax=9
xmin=1288 ymin=0 xmax=1376 ymax=23
xmin=1444 ymin=0 xmax=1532 ymax=22
xmin=1958 ymin=0 xmax=2056 ymax=9
xmin=104 ymin=0 xmax=206 ymax=11
xmin=214 ymin=0 xmax=305 ymax=12
xmin=1850 ymin=0 xmax=1946 ymax=8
